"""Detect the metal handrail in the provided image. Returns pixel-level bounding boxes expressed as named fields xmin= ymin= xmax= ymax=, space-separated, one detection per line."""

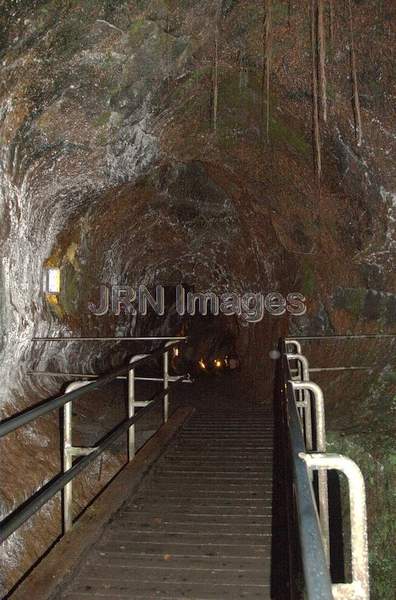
xmin=278 ymin=339 xmax=333 ymax=599
xmin=27 ymin=371 xmax=192 ymax=382
xmin=32 ymin=336 xmax=187 ymax=342
xmin=0 ymin=343 xmax=177 ymax=438
xmin=302 ymin=454 xmax=369 ymax=600
xmin=287 ymin=352 xmax=312 ymax=450
xmin=291 ymin=380 xmax=329 ymax=563
xmin=0 ymin=340 xmax=186 ymax=543
xmin=279 ymin=337 xmax=370 ymax=600
xmin=289 ymin=334 xmax=396 ymax=340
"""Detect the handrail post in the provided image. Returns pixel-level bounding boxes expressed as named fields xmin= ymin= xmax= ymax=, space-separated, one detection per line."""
xmin=163 ymin=341 xmax=174 ymax=423
xmin=63 ymin=401 xmax=72 ymax=533
xmin=285 ymin=340 xmax=303 ymax=409
xmin=63 ymin=381 xmax=91 ymax=533
xmin=291 ymin=380 xmax=330 ymax=565
xmin=286 ymin=353 xmax=312 ymax=451
xmin=128 ymin=354 xmax=149 ymax=460
xmin=285 ymin=339 xmax=302 ymax=355
xmin=128 ymin=363 xmax=135 ymax=461
xmin=301 ymin=453 xmax=370 ymax=600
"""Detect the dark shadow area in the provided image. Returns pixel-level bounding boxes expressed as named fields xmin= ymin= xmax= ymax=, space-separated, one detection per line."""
xmin=172 ymin=313 xmax=241 ymax=378
xmin=270 ymin=355 xmax=297 ymax=600
xmin=328 ymin=470 xmax=345 ymax=582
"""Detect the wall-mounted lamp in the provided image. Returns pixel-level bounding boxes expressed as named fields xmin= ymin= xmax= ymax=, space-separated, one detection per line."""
xmin=43 ymin=267 xmax=61 ymax=294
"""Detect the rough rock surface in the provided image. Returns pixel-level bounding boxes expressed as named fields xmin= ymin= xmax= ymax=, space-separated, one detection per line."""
xmin=0 ymin=1 xmax=395 ymax=597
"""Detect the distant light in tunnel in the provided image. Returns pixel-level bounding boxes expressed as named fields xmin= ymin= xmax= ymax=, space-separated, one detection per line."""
xmin=43 ymin=267 xmax=61 ymax=294
xmin=214 ymin=359 xmax=222 ymax=368
xmin=198 ymin=359 xmax=206 ymax=370
xmin=173 ymin=347 xmax=180 ymax=357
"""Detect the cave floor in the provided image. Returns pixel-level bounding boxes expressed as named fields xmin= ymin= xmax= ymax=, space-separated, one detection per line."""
xmin=57 ymin=377 xmax=273 ymax=599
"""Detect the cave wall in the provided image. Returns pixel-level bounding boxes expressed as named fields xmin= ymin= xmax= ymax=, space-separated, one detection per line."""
xmin=0 ymin=0 xmax=395 ymax=596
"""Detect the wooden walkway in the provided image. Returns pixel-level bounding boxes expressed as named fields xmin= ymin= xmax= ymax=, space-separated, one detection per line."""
xmin=59 ymin=397 xmax=273 ymax=599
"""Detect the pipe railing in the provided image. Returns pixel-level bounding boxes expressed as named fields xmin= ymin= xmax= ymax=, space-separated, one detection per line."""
xmin=277 ymin=339 xmax=333 ymax=599
xmin=0 ymin=339 xmax=186 ymax=438
xmin=302 ymin=454 xmax=370 ymax=600
xmin=288 ymin=334 xmax=396 ymax=340
xmin=278 ymin=338 xmax=369 ymax=600
xmin=0 ymin=338 xmax=190 ymax=543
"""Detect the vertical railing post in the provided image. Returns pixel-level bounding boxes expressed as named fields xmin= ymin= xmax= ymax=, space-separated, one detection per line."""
xmin=128 ymin=364 xmax=136 ymax=461
xmin=291 ymin=380 xmax=330 ymax=565
xmin=63 ymin=380 xmax=90 ymax=533
xmin=287 ymin=353 xmax=312 ymax=450
xmin=285 ymin=339 xmax=302 ymax=355
xmin=128 ymin=354 xmax=149 ymax=460
xmin=163 ymin=343 xmax=171 ymax=423
xmin=302 ymin=453 xmax=370 ymax=600
xmin=63 ymin=399 xmax=73 ymax=533
xmin=286 ymin=341 xmax=303 ymax=410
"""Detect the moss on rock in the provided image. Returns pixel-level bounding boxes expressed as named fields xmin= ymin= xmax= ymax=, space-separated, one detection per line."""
xmin=334 ymin=287 xmax=368 ymax=320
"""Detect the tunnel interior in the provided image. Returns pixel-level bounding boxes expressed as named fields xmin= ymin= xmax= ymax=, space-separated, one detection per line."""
xmin=0 ymin=1 xmax=395 ymax=598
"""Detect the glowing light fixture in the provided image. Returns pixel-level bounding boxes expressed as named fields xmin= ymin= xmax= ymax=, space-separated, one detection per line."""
xmin=173 ymin=347 xmax=180 ymax=357
xmin=43 ymin=267 xmax=61 ymax=294
xmin=198 ymin=359 xmax=206 ymax=370
xmin=214 ymin=359 xmax=222 ymax=368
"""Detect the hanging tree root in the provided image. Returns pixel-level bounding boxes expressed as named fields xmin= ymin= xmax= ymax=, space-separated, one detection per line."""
xmin=347 ymin=0 xmax=363 ymax=146
xmin=261 ymin=0 xmax=273 ymax=144
xmin=311 ymin=0 xmax=322 ymax=181
xmin=318 ymin=0 xmax=327 ymax=122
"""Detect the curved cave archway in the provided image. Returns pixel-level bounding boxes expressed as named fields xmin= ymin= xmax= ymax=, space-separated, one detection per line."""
xmin=0 ymin=1 xmax=395 ymax=597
